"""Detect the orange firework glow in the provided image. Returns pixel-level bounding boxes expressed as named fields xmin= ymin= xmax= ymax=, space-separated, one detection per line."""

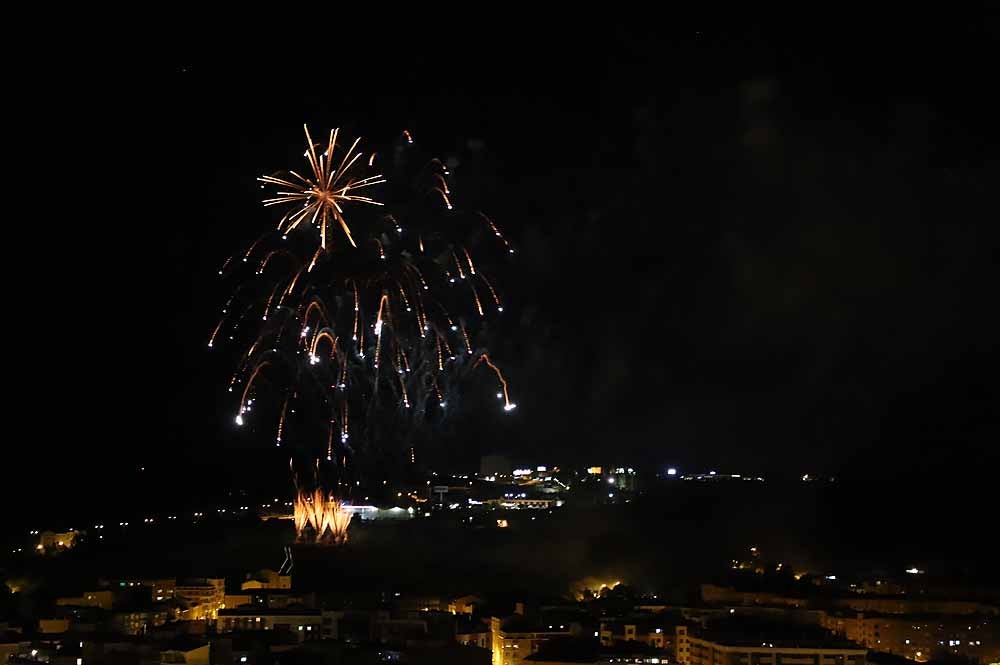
xmin=293 ymin=488 xmax=352 ymax=545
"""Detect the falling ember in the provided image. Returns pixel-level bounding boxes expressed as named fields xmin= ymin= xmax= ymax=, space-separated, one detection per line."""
xmin=434 ymin=172 xmax=450 ymax=195
xmin=236 ymin=361 xmax=271 ymax=426
xmin=434 ymin=187 xmax=453 ymax=210
xmin=461 ymin=323 xmax=473 ymax=355
xmin=461 ymin=246 xmax=476 ymax=275
xmin=276 ymin=398 xmax=288 ymax=446
xmin=400 ymin=375 xmax=410 ymax=408
xmin=452 ymin=251 xmax=467 ymax=279
xmin=479 ymin=273 xmax=503 ymax=311
xmin=208 ymin=319 xmax=224 ymax=348
xmin=307 ymin=247 xmax=323 ymax=272
xmin=470 ymin=282 xmax=485 ymax=316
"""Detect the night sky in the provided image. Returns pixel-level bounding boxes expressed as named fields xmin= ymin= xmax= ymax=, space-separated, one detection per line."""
xmin=7 ymin=22 xmax=999 ymax=522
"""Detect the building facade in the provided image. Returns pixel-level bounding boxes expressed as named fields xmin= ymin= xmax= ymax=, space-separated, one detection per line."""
xmin=216 ymin=609 xmax=322 ymax=642
xmin=819 ymin=612 xmax=999 ymax=663
xmin=676 ymin=625 xmax=867 ymax=665
xmin=491 ymin=617 xmax=573 ymax=665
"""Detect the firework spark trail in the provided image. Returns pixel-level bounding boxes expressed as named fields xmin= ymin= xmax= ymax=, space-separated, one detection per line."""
xmin=236 ymin=361 xmax=271 ymax=425
xmin=208 ymin=319 xmax=224 ymax=348
xmin=478 ymin=213 xmax=515 ymax=254
xmin=373 ymin=294 xmax=388 ymax=369
xmin=470 ymin=282 xmax=484 ymax=316
xmin=276 ymin=397 xmax=288 ymax=446
xmin=478 ymin=274 xmax=503 ymax=311
xmin=476 ymin=354 xmax=516 ymax=411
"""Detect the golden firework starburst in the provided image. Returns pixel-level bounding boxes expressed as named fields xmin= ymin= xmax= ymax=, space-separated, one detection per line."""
xmin=259 ymin=125 xmax=385 ymax=249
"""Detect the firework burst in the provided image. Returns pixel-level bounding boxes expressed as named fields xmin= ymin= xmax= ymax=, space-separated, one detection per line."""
xmin=260 ymin=127 xmax=385 ymax=249
xmin=213 ymin=126 xmax=516 ymax=538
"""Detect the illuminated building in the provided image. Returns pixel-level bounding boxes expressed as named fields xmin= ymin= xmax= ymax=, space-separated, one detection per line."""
xmin=112 ymin=606 xmax=174 ymax=635
xmin=599 ymin=620 xmax=666 ymax=648
xmin=142 ymin=579 xmax=177 ymax=601
xmin=450 ymin=595 xmax=484 ymax=615
xmin=702 ymin=585 xmax=1000 ymax=616
xmin=240 ymin=569 xmax=291 ymax=591
xmin=38 ymin=619 xmax=71 ymax=634
xmin=216 ymin=608 xmax=322 ymax=642
xmin=457 ymin=618 xmax=491 ymax=649
xmin=395 ymin=595 xmax=443 ymax=614
xmin=675 ymin=623 xmax=866 ymax=665
xmin=56 ymin=591 xmax=114 ymax=610
xmin=819 ymin=612 xmax=999 ymax=663
xmin=159 ymin=642 xmax=210 ymax=665
xmin=832 ymin=598 xmax=998 ymax=616
xmin=604 ymin=467 xmax=638 ymax=492
xmin=224 ymin=589 xmax=316 ymax=612
xmin=175 ymin=579 xmax=225 ymax=620
xmin=224 ymin=593 xmax=252 ymax=610
xmin=110 ymin=578 xmax=177 ymax=601
xmin=521 ymin=638 xmax=668 ymax=664
xmin=38 ymin=530 xmax=78 ymax=551
xmin=490 ymin=616 xmax=575 ymax=665
xmin=482 ymin=497 xmax=561 ymax=510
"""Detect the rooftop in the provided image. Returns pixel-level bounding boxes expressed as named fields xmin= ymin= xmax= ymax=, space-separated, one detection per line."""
xmin=501 ymin=615 xmax=573 ymax=634
xmin=691 ymin=618 xmax=863 ymax=650
xmin=525 ymin=638 xmax=667 ymax=663
xmin=218 ymin=608 xmax=320 ymax=617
